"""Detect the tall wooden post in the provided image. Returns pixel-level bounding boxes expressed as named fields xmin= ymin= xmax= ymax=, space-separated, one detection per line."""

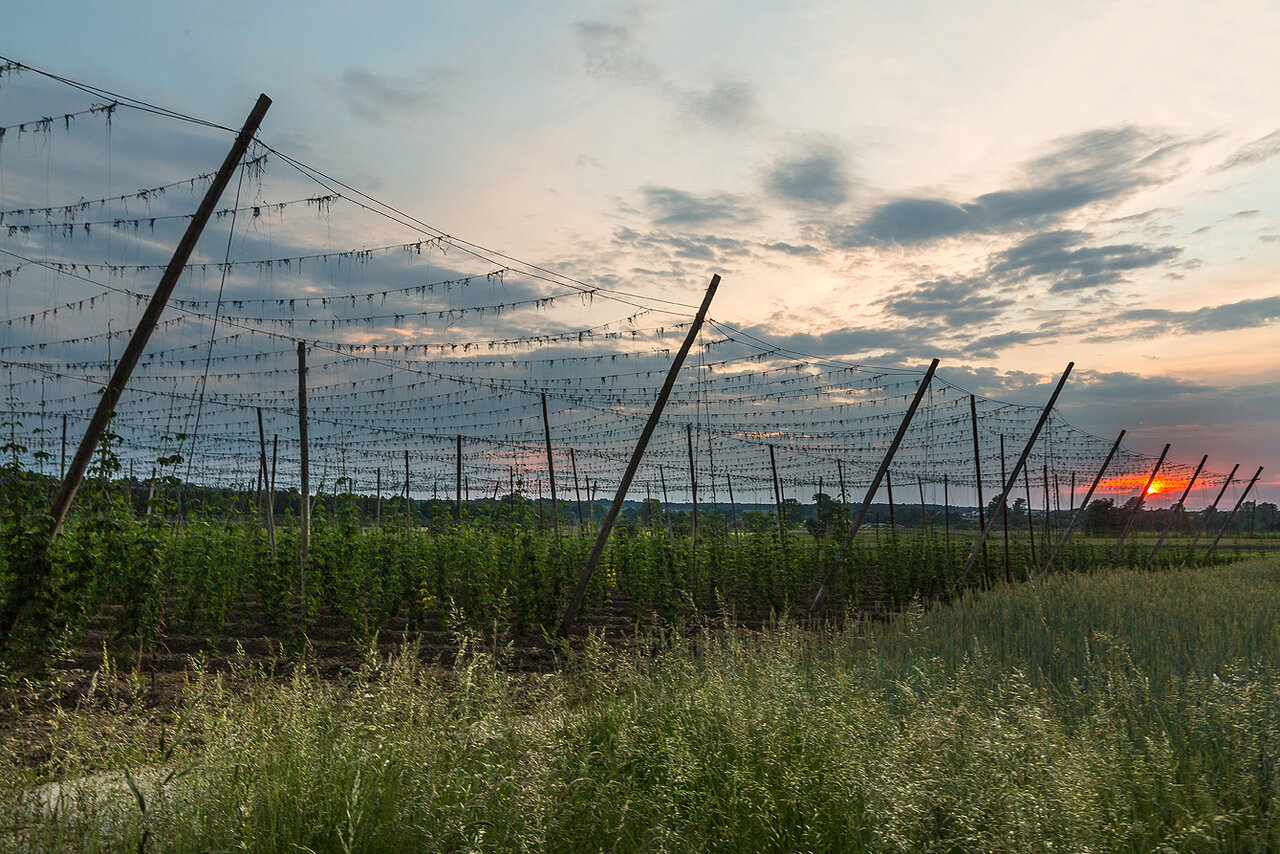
xmin=559 ymin=274 xmax=720 ymax=634
xmin=541 ymin=393 xmax=560 ymax=539
xmin=1109 ymin=443 xmax=1170 ymax=566
xmin=660 ymin=464 xmax=674 ymax=541
xmin=1201 ymin=466 xmax=1263 ymax=564
xmin=1000 ymin=435 xmax=1010 ymax=582
xmin=885 ymin=470 xmax=896 ymax=528
xmin=376 ymin=467 xmax=382 ymax=527
xmin=727 ymin=472 xmax=739 ymax=537
xmin=687 ymin=424 xmax=699 ymax=543
xmin=969 ymin=395 xmax=987 ymax=568
xmin=60 ymin=413 xmax=67 ymax=479
xmin=1181 ymin=464 xmax=1239 ymax=566
xmin=47 ymin=94 xmax=272 ymax=537
xmin=1023 ymin=463 xmax=1037 ymax=568
xmin=916 ymin=476 xmax=927 ymax=536
xmin=810 ymin=358 xmax=939 ymax=611
xmin=404 ymin=450 xmax=412 ymax=528
xmin=1044 ymin=430 xmax=1125 ymax=573
xmin=570 ymin=447 xmax=584 ymax=532
xmin=769 ymin=445 xmax=785 ymax=547
xmin=257 ymin=408 xmax=274 ymax=551
xmin=943 ymin=473 xmax=951 ymax=553
xmin=1040 ymin=463 xmax=1049 ymax=545
xmin=455 ymin=435 xmax=463 ymax=523
xmin=1147 ymin=454 xmax=1206 ymax=568
xmin=956 ymin=363 xmax=1073 ymax=590
xmin=297 ymin=341 xmax=309 ymax=599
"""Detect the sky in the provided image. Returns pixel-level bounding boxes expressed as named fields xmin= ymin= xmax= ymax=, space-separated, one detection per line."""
xmin=1 ymin=1 xmax=1277 ymax=506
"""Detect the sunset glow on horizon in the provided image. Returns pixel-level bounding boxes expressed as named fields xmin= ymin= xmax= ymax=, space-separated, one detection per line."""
xmin=1097 ymin=475 xmax=1187 ymax=499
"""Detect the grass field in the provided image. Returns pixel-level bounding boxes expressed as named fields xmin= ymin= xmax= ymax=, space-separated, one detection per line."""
xmin=3 ymin=555 xmax=1279 ymax=852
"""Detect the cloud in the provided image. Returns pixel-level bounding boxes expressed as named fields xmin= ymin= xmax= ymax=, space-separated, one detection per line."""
xmin=987 ymin=230 xmax=1181 ymax=292
xmin=338 ymin=68 xmax=443 ymax=122
xmin=640 ymin=186 xmax=758 ymax=227
xmin=611 ymin=226 xmax=756 ymax=269
xmin=574 ymin=20 xmax=663 ymax=86
xmin=1214 ymin=127 xmax=1280 ymax=171
xmin=574 ymin=17 xmax=761 ymax=133
xmin=830 ymin=126 xmax=1188 ymax=248
xmin=735 ymin=323 xmax=957 ymax=360
xmin=1118 ymin=294 xmax=1280 ymax=334
xmin=678 ymin=79 xmax=759 ymax=129
xmin=881 ymin=278 xmax=1013 ymax=326
xmin=763 ymin=143 xmax=854 ymax=208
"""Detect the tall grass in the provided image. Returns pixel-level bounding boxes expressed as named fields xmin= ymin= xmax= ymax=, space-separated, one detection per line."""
xmin=5 ymin=557 xmax=1279 ymax=852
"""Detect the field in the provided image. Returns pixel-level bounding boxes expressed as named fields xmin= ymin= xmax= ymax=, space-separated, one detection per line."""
xmin=3 ymin=513 xmax=1279 ymax=850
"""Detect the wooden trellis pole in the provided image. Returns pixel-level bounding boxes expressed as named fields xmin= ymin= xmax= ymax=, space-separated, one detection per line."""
xmin=570 ymin=447 xmax=584 ymax=532
xmin=541 ymin=393 xmax=560 ymax=539
xmin=999 ymin=436 xmax=1010 ymax=581
xmin=559 ymin=274 xmax=721 ymax=634
xmin=943 ymin=473 xmax=950 ymax=552
xmin=1023 ymin=462 xmax=1037 ymax=568
xmin=1147 ymin=454 xmax=1206 ymax=568
xmin=769 ymin=445 xmax=785 ymax=548
xmin=727 ymin=472 xmax=739 ymax=537
xmin=688 ymin=423 xmax=699 ymax=544
xmin=1181 ymin=463 xmax=1239 ymax=567
xmin=1044 ymin=430 xmax=1125 ymax=573
xmin=1201 ymin=466 xmax=1263 ymax=564
xmin=298 ymin=342 xmax=309 ymax=598
xmin=257 ymin=408 xmax=274 ymax=551
xmin=47 ymin=94 xmax=272 ymax=538
xmin=1109 ymin=443 xmax=1170 ymax=566
xmin=810 ymin=358 xmax=939 ymax=612
xmin=956 ymin=363 xmax=1074 ymax=591
xmin=969 ymin=395 xmax=988 ymax=572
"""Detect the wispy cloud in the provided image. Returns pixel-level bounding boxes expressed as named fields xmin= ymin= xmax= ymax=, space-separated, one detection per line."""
xmin=1214 ymin=127 xmax=1280 ymax=171
xmin=640 ymin=186 xmax=759 ymax=227
xmin=987 ymin=230 xmax=1181 ymax=292
xmin=1118 ymin=294 xmax=1280 ymax=335
xmin=574 ymin=16 xmax=761 ymax=132
xmin=337 ymin=67 xmax=446 ymax=123
xmin=828 ymin=126 xmax=1191 ymax=248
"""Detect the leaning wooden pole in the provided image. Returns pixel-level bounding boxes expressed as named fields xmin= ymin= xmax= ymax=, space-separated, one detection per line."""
xmin=810 ymin=358 xmax=939 ymax=612
xmin=1109 ymin=443 xmax=1170 ymax=566
xmin=570 ymin=447 xmax=584 ymax=532
xmin=559 ymin=274 xmax=720 ymax=634
xmin=47 ymin=94 xmax=271 ymax=537
xmin=1044 ymin=430 xmax=1125 ymax=573
xmin=1201 ymin=466 xmax=1263 ymax=565
xmin=1181 ymin=463 xmax=1239 ymax=567
xmin=541 ymin=393 xmax=560 ymax=540
xmin=1147 ymin=454 xmax=1207 ymax=568
xmin=257 ymin=407 xmax=275 ymax=552
xmin=955 ymin=363 xmax=1074 ymax=590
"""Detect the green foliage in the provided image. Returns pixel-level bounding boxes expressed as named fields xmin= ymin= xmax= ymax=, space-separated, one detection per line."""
xmin=8 ymin=558 xmax=1280 ymax=851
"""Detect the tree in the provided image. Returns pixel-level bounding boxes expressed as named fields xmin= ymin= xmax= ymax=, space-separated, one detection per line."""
xmin=1084 ymin=498 xmax=1118 ymax=534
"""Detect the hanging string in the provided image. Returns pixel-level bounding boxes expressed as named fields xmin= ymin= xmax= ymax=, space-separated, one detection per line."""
xmin=184 ymin=157 xmax=248 ymax=483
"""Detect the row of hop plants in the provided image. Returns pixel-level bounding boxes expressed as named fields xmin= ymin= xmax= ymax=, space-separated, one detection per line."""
xmin=0 ymin=452 xmax=1261 ymax=667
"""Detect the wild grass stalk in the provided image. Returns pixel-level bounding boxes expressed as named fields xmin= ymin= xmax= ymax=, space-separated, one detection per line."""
xmin=5 ymin=558 xmax=1278 ymax=852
